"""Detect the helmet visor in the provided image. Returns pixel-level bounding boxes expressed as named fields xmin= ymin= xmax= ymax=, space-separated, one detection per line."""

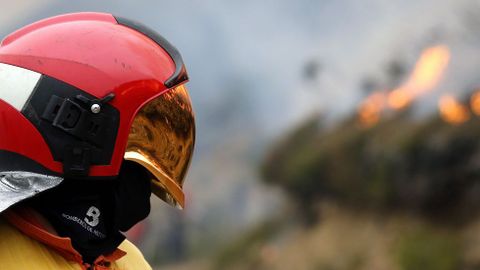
xmin=124 ymin=85 xmax=195 ymax=209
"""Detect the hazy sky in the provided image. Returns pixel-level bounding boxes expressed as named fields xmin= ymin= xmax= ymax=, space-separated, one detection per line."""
xmin=1 ymin=0 xmax=474 ymax=134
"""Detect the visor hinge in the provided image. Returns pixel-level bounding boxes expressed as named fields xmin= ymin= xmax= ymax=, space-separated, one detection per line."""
xmin=76 ymin=93 xmax=115 ymax=114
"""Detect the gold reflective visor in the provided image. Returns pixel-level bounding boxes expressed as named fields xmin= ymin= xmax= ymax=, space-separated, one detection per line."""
xmin=124 ymin=85 xmax=195 ymax=209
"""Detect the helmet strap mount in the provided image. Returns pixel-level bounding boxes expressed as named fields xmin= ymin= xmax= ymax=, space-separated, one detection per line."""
xmin=41 ymin=92 xmax=116 ymax=177
xmin=42 ymin=95 xmax=111 ymax=144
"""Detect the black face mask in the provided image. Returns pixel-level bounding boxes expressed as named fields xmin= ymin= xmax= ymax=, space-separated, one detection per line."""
xmin=31 ymin=161 xmax=151 ymax=264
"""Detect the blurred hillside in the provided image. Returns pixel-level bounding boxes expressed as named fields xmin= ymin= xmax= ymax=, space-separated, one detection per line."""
xmin=206 ymin=99 xmax=480 ymax=270
xmin=196 ymin=203 xmax=480 ymax=270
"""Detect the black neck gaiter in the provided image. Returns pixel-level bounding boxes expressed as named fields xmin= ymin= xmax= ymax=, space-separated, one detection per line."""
xmin=30 ymin=162 xmax=151 ymax=264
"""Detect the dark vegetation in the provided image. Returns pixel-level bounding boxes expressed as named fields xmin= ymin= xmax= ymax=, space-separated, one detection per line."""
xmin=260 ymin=107 xmax=480 ymax=224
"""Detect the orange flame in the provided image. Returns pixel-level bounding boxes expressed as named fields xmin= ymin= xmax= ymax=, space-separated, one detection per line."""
xmin=471 ymin=91 xmax=480 ymax=116
xmin=388 ymin=45 xmax=450 ymax=109
xmin=358 ymin=91 xmax=387 ymax=127
xmin=438 ymin=95 xmax=469 ymax=124
xmin=358 ymin=45 xmax=451 ymax=127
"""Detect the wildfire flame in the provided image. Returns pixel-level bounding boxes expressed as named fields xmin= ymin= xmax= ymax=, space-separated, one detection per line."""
xmin=358 ymin=91 xmax=387 ymax=127
xmin=358 ymin=45 xmax=451 ymax=127
xmin=388 ymin=45 xmax=450 ymax=109
xmin=438 ymin=95 xmax=469 ymax=125
xmin=471 ymin=91 xmax=480 ymax=116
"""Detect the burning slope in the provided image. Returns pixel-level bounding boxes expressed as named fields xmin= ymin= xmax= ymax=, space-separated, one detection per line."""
xmin=358 ymin=45 xmax=451 ymax=127
xmin=438 ymin=95 xmax=469 ymax=124
xmin=388 ymin=45 xmax=450 ymax=109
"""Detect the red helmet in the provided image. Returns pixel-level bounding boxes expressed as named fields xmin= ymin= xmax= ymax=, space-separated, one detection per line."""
xmin=0 ymin=12 xmax=195 ymax=211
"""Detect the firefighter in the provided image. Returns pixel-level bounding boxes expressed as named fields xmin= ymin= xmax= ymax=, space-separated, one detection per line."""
xmin=0 ymin=12 xmax=195 ymax=269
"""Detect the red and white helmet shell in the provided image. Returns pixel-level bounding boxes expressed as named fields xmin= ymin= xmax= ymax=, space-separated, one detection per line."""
xmin=0 ymin=12 xmax=189 ymax=179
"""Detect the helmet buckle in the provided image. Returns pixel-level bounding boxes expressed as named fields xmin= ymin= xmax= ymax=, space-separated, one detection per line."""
xmin=52 ymin=99 xmax=84 ymax=129
xmin=63 ymin=144 xmax=91 ymax=177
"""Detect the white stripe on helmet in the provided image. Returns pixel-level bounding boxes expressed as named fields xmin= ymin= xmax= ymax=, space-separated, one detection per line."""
xmin=0 ymin=63 xmax=41 ymax=111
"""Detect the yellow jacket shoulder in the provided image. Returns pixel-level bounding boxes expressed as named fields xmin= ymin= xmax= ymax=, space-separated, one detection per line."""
xmin=113 ymin=239 xmax=152 ymax=270
xmin=0 ymin=217 xmax=151 ymax=270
